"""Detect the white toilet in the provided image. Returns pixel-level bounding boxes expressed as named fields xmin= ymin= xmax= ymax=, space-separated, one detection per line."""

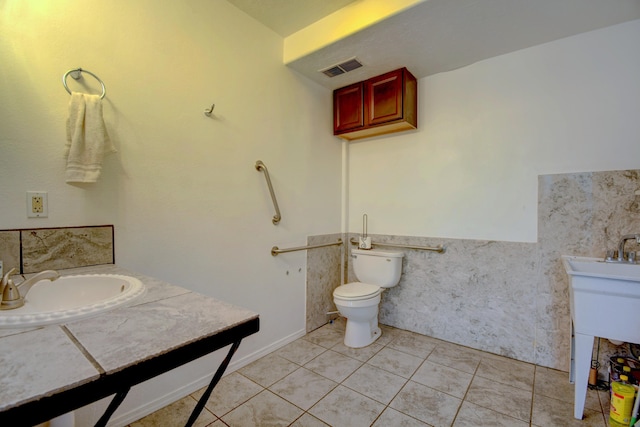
xmin=333 ymin=248 xmax=404 ymax=348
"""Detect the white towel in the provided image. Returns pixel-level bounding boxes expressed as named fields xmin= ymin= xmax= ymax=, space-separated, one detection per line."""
xmin=65 ymin=92 xmax=116 ymax=183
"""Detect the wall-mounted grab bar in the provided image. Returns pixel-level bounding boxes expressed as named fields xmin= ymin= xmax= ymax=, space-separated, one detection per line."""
xmin=272 ymin=239 xmax=343 ymax=256
xmin=349 ymin=238 xmax=445 ymax=253
xmin=255 ymin=160 xmax=281 ymax=225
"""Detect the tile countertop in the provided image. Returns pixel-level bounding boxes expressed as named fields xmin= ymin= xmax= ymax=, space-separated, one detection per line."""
xmin=0 ymin=264 xmax=259 ymax=425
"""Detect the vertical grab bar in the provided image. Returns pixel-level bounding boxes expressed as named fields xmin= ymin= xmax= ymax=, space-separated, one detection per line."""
xmin=255 ymin=160 xmax=281 ymax=225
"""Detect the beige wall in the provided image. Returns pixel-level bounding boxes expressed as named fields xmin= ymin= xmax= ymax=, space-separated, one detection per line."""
xmin=348 ymin=19 xmax=640 ymax=242
xmin=0 ymin=1 xmax=341 ymax=422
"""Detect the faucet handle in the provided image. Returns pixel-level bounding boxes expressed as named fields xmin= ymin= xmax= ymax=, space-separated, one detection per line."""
xmin=1 ymin=268 xmax=16 ymax=286
xmin=606 ymin=250 xmax=616 ymax=262
xmin=629 ymin=252 xmax=637 ymax=264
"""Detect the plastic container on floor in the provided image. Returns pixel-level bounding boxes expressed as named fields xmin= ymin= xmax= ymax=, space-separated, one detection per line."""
xmin=610 ymin=375 xmax=637 ymax=427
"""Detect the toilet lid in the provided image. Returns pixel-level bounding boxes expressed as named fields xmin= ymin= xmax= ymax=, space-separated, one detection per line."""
xmin=333 ymin=282 xmax=381 ymax=299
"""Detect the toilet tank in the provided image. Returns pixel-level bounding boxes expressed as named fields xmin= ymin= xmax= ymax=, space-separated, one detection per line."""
xmin=352 ymin=248 xmax=404 ymax=288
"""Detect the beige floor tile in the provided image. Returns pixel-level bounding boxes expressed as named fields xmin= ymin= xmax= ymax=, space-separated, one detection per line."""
xmin=465 ymin=375 xmax=532 ymax=422
xmin=269 ymin=367 xmax=338 ymax=410
xmin=276 ymin=338 xmax=328 ymax=365
xmin=326 ymin=317 xmax=346 ymax=332
xmin=534 ymin=365 xmax=573 ymax=401
xmin=531 ymin=393 xmax=608 ymax=427
xmin=309 ymin=385 xmax=385 ymax=427
xmin=427 ymin=342 xmax=483 ymax=374
xmin=476 ymin=355 xmax=535 ymax=391
xmin=129 ymin=396 xmax=216 ymax=427
xmin=238 ymin=353 xmax=299 ymax=387
xmin=534 ymin=365 xmax=603 ymax=412
xmin=372 ymin=407 xmax=430 ymax=426
xmin=303 ymin=326 xmax=344 ymax=349
xmin=377 ymin=324 xmax=403 ymax=346
xmin=221 ymin=390 xmax=303 ymax=427
xmin=289 ymin=413 xmax=330 ymax=426
xmin=453 ymin=401 xmax=529 ymax=427
xmin=390 ymin=380 xmax=462 ymax=426
xmin=411 ymin=360 xmax=473 ymax=398
xmin=368 ymin=347 xmax=423 ymax=378
xmin=342 ymin=363 xmax=408 ymax=404
xmin=597 ymin=388 xmax=612 ymax=413
xmin=330 ymin=340 xmax=384 ymax=362
xmin=304 ymin=349 xmax=363 ymax=382
xmin=387 ymin=329 xmax=439 ymax=358
xmin=191 ymin=371 xmax=263 ymax=417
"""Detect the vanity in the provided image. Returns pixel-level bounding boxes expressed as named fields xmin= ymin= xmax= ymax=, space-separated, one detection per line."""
xmin=0 ymin=264 xmax=259 ymax=426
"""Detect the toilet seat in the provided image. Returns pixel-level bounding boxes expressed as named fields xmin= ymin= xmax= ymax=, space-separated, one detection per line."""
xmin=333 ymin=282 xmax=382 ymax=301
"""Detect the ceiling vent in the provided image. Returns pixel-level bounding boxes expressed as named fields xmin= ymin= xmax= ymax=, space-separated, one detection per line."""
xmin=319 ymin=57 xmax=363 ymax=77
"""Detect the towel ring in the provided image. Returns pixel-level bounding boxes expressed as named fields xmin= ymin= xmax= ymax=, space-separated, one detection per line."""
xmin=63 ymin=68 xmax=106 ymax=99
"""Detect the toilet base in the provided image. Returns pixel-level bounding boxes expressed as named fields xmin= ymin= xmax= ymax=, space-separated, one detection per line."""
xmin=343 ymin=316 xmax=382 ymax=348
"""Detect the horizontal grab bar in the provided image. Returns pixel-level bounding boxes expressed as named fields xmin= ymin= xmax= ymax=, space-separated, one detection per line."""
xmin=272 ymin=239 xmax=343 ymax=256
xmin=349 ymin=238 xmax=445 ymax=253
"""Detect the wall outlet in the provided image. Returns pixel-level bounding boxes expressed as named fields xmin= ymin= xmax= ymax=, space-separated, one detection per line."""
xmin=27 ymin=191 xmax=48 ymax=218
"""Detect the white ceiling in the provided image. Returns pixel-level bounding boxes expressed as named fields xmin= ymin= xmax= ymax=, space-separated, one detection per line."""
xmin=228 ymin=0 xmax=640 ymax=89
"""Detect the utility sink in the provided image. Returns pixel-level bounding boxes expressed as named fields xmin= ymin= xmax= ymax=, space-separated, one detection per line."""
xmin=0 ymin=274 xmax=145 ymax=328
xmin=563 ymin=256 xmax=640 ymax=341
xmin=562 ymin=255 xmax=640 ymax=419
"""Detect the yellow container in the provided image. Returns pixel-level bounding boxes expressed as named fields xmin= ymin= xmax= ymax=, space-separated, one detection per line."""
xmin=610 ymin=377 xmax=636 ymax=427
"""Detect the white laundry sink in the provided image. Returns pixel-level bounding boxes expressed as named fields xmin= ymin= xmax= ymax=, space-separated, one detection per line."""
xmin=0 ymin=274 xmax=145 ymax=328
xmin=562 ymin=255 xmax=640 ymax=419
xmin=563 ymin=256 xmax=640 ymax=341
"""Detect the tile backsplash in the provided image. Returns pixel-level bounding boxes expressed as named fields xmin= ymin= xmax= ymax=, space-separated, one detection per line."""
xmin=0 ymin=225 xmax=114 ymax=274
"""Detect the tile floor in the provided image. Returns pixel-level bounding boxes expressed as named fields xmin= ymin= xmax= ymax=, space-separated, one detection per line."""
xmin=130 ymin=320 xmax=610 ymax=427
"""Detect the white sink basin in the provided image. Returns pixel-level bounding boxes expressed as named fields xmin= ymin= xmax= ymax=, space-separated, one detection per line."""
xmin=0 ymin=274 xmax=145 ymax=328
xmin=563 ymin=256 xmax=640 ymax=340
xmin=563 ymin=256 xmax=640 ymax=281
xmin=562 ymin=255 xmax=640 ymax=419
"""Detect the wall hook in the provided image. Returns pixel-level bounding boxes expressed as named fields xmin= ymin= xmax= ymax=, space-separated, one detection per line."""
xmin=204 ymin=103 xmax=215 ymax=117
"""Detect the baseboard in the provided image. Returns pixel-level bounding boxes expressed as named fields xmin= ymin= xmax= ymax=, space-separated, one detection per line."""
xmin=108 ymin=328 xmax=306 ymax=426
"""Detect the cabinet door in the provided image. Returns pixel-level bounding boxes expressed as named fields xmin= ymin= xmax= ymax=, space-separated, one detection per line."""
xmin=333 ymin=83 xmax=363 ymax=134
xmin=365 ymin=69 xmax=403 ymax=127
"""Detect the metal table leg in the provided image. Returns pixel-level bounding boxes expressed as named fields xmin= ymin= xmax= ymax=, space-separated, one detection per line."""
xmin=94 ymin=388 xmax=130 ymax=427
xmin=185 ymin=340 xmax=242 ymax=427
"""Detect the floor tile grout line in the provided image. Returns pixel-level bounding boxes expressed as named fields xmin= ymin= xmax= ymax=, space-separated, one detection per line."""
xmin=530 ymin=366 xmax=537 ymax=425
xmin=448 ymin=350 xmax=482 ymax=427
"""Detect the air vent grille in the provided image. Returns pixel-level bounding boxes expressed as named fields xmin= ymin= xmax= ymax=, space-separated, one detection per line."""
xmin=320 ymin=58 xmax=363 ymax=78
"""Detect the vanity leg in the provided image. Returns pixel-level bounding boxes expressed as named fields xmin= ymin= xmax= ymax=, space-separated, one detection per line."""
xmin=184 ymin=340 xmax=242 ymax=427
xmin=94 ymin=388 xmax=130 ymax=427
xmin=573 ymin=333 xmax=594 ymax=419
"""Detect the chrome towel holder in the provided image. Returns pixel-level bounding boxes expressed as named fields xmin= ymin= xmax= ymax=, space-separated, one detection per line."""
xmin=62 ymin=68 xmax=106 ymax=99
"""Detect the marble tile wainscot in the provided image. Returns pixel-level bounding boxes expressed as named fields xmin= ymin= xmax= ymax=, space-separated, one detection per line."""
xmin=0 ymin=264 xmax=259 ymax=427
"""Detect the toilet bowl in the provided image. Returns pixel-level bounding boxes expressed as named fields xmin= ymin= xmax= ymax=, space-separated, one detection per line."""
xmin=333 ymin=248 xmax=403 ymax=348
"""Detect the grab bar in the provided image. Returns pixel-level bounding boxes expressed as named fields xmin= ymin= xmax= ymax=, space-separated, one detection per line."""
xmin=349 ymin=238 xmax=445 ymax=253
xmin=272 ymin=239 xmax=343 ymax=256
xmin=255 ymin=160 xmax=281 ymax=225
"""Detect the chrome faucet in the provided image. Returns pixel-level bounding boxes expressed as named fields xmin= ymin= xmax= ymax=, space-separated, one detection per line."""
xmin=616 ymin=234 xmax=640 ymax=263
xmin=0 ymin=268 xmax=60 ymax=310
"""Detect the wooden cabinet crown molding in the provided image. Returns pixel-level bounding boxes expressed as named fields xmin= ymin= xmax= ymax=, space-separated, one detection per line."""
xmin=333 ymin=67 xmax=417 ymax=141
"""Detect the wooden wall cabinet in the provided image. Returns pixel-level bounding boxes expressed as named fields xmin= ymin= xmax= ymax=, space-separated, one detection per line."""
xmin=333 ymin=67 xmax=417 ymax=141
